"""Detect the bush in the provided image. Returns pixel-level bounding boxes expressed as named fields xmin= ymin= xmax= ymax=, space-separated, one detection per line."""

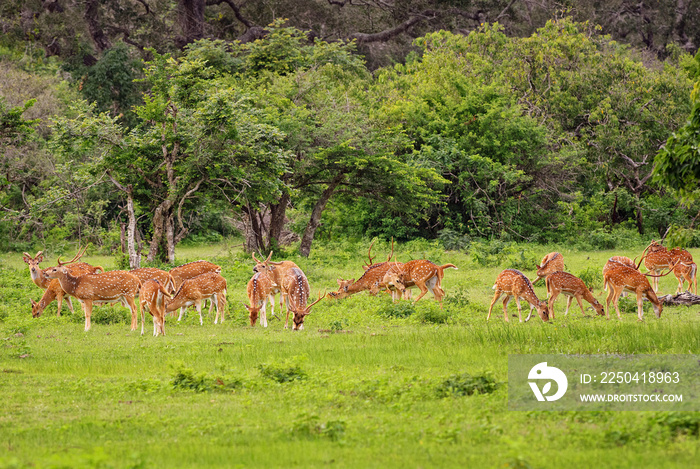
xmin=259 ymin=357 xmax=307 ymax=383
xmin=435 ymin=372 xmax=498 ymax=397
xmin=416 ymin=304 xmax=450 ymax=324
xmin=652 ymin=412 xmax=700 ymax=437
xmin=377 ymin=301 xmax=416 ymax=319
xmin=576 ymin=267 xmax=603 ymax=291
xmin=171 ymin=366 xmax=210 ymax=393
xmin=291 ymin=414 xmax=345 ymax=441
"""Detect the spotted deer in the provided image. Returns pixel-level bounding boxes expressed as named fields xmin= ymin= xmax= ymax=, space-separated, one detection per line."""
xmin=381 ymin=260 xmax=457 ymax=305
xmin=24 ymin=247 xmax=104 ymax=316
xmin=641 ymin=240 xmax=674 ymax=292
xmin=603 ymin=263 xmax=663 ymax=321
xmin=545 ymin=271 xmax=605 ymax=318
xmin=327 ymin=262 xmax=403 ymax=300
xmin=251 ymin=251 xmax=298 ymax=319
xmin=668 ymin=248 xmax=697 ymax=294
xmin=166 ymin=272 xmax=227 ymax=325
xmin=488 ymin=269 xmax=549 ymax=323
xmin=280 ymin=267 xmax=325 ymax=330
xmin=139 ymin=279 xmax=172 ymax=336
xmin=169 ymin=260 xmax=221 ymax=317
xmin=245 ymin=270 xmax=278 ymax=327
xmin=44 ymin=260 xmax=141 ymax=332
xmin=129 ymin=268 xmax=175 ymax=294
xmin=532 ymin=252 xmax=565 ymax=286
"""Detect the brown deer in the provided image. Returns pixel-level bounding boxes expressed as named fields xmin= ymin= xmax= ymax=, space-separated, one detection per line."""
xmin=327 ymin=262 xmax=403 ymax=300
xmin=602 ymin=256 xmax=637 ymax=275
xmin=169 ymin=260 xmax=222 ymax=317
xmin=251 ymin=251 xmax=297 ymax=319
xmin=166 ymin=272 xmax=227 ymax=325
xmin=545 ymin=271 xmax=605 ymax=318
xmin=668 ymin=248 xmax=697 ymax=294
xmin=139 ymin=279 xmax=172 ymax=336
xmin=381 ymin=260 xmax=458 ymax=305
xmin=280 ymin=267 xmax=325 ymax=330
xmin=129 ymin=268 xmax=176 ymax=294
xmin=488 ymin=269 xmax=549 ymax=323
xmin=532 ymin=252 xmax=565 ymax=285
xmin=604 ymin=263 xmax=663 ymax=321
xmin=44 ymin=260 xmax=141 ymax=332
xmin=362 ymin=239 xmax=395 ymax=270
xmin=24 ymin=247 xmax=104 ymax=316
xmin=245 ymin=270 xmax=277 ymax=327
xmin=642 ymin=240 xmax=674 ymax=292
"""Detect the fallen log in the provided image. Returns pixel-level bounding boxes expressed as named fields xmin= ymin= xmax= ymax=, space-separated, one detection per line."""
xmin=658 ymin=292 xmax=700 ymax=306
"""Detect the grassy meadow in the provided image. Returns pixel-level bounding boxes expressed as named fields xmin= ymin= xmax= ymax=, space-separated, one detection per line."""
xmin=0 ymin=239 xmax=698 ymax=468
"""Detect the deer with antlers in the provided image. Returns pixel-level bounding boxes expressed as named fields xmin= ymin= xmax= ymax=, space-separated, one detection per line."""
xmin=245 ymin=270 xmax=278 ymax=327
xmin=251 ymin=251 xmax=297 ymax=320
xmin=280 ymin=267 xmax=325 ymax=330
xmin=641 ymin=240 xmax=675 ymax=293
xmin=545 ymin=271 xmax=605 ymax=318
xmin=668 ymin=248 xmax=697 ymax=294
xmin=166 ymin=272 xmax=227 ymax=325
xmin=381 ymin=260 xmax=458 ymax=305
xmin=169 ymin=260 xmax=222 ymax=318
xmin=24 ymin=247 xmax=104 ymax=316
xmin=603 ymin=263 xmax=663 ymax=321
xmin=532 ymin=252 xmax=565 ymax=286
xmin=328 ymin=261 xmax=404 ymax=300
xmin=139 ymin=279 xmax=172 ymax=336
xmin=43 ymin=253 xmax=141 ymax=332
xmin=488 ymin=269 xmax=550 ymax=323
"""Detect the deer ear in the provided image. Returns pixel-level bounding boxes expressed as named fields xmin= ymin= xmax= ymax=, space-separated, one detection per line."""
xmin=22 ymin=253 xmax=32 ymax=263
xmin=336 ymin=278 xmax=344 ymax=286
xmin=30 ymin=298 xmax=37 ymax=306
xmin=36 ymin=251 xmax=44 ymax=262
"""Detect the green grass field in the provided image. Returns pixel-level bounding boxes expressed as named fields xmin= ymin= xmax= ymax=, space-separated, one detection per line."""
xmin=1 ymin=239 xmax=698 ymax=468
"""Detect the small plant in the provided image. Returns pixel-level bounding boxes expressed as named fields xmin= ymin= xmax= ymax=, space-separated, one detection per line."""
xmin=258 ymin=357 xmax=307 ymax=383
xmin=377 ymin=301 xmax=416 ymax=319
xmin=435 ymin=372 xmax=498 ymax=398
xmin=576 ymin=267 xmax=603 ymax=291
xmin=416 ymin=304 xmax=449 ymax=324
xmin=652 ymin=412 xmax=700 ymax=437
xmin=171 ymin=366 xmax=210 ymax=393
xmin=329 ymin=319 xmax=348 ymax=331
xmin=291 ymin=413 xmax=345 ymax=441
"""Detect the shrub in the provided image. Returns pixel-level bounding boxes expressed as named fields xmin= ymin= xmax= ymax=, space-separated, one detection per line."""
xmin=653 ymin=412 xmax=700 ymax=437
xmin=291 ymin=414 xmax=345 ymax=441
xmin=377 ymin=301 xmax=416 ymax=319
xmin=576 ymin=267 xmax=603 ymax=290
xmin=435 ymin=372 xmax=498 ymax=397
xmin=416 ymin=304 xmax=450 ymax=324
xmin=171 ymin=366 xmax=209 ymax=393
xmin=258 ymin=357 xmax=307 ymax=383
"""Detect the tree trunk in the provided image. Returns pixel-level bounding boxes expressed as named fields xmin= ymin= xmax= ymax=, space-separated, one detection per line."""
xmin=84 ymin=0 xmax=111 ymax=52
xmin=125 ymin=185 xmax=140 ymax=268
xmin=177 ymin=0 xmax=206 ymax=46
xmin=268 ymin=190 xmax=290 ymax=249
xmin=299 ymin=174 xmax=344 ymax=257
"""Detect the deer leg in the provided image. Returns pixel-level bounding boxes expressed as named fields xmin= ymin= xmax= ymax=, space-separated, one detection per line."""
xmin=124 ymin=296 xmax=138 ymax=332
xmin=195 ymin=300 xmax=204 ymax=325
xmin=573 ymin=295 xmax=586 ymax=316
xmin=83 ymin=300 xmax=93 ymax=331
xmin=178 ymin=307 xmax=186 ymax=322
xmin=261 ymin=298 xmax=268 ymax=328
xmin=605 ymin=287 xmax=614 ymax=320
xmin=284 ymin=296 xmax=291 ymax=329
xmin=219 ymin=292 xmax=226 ymax=323
xmin=501 ymin=296 xmax=512 ymax=322
xmin=514 ymin=296 xmax=524 ymax=323
xmin=613 ymin=291 xmax=623 ymax=321
xmin=56 ymin=291 xmax=63 ymax=317
xmin=140 ymin=299 xmax=146 ymax=336
xmin=487 ymin=290 xmax=502 ymax=321
xmin=636 ymin=292 xmax=644 ymax=321
xmin=547 ymin=291 xmax=560 ymax=320
xmin=412 ymin=281 xmax=430 ymax=303
xmin=268 ymin=293 xmax=276 ymax=318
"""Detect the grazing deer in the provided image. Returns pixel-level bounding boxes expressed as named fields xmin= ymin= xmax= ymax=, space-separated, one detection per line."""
xmin=129 ymin=268 xmax=175 ymax=294
xmin=24 ymin=247 xmax=104 ymax=316
xmin=603 ymin=264 xmax=663 ymax=321
xmin=169 ymin=260 xmax=222 ymax=317
xmin=166 ymin=272 xmax=227 ymax=325
xmin=641 ymin=240 xmax=674 ymax=292
xmin=668 ymin=248 xmax=697 ymax=294
xmin=280 ymin=267 xmax=325 ymax=330
xmin=139 ymin=279 xmax=172 ymax=336
xmin=245 ymin=270 xmax=277 ymax=327
xmin=488 ymin=269 xmax=549 ymax=323
xmin=381 ymin=260 xmax=458 ymax=305
xmin=251 ymin=251 xmax=297 ymax=319
xmin=545 ymin=271 xmax=605 ymax=318
xmin=532 ymin=252 xmax=565 ymax=285
xmin=327 ymin=262 xmax=403 ymax=300
xmin=603 ymin=256 xmax=637 ymax=276
xmin=44 ymin=261 xmax=141 ymax=332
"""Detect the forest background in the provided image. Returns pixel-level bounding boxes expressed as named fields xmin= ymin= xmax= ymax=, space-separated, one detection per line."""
xmin=2 ymin=0 xmax=700 ymax=266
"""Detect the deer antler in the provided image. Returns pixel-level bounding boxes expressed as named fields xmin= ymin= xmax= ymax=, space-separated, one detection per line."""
xmin=57 ymin=245 xmax=87 ymax=267
xmin=386 ymin=237 xmax=395 ymax=262
xmin=252 ymin=252 xmax=261 ymax=264
xmin=364 ymin=241 xmax=376 ymax=269
xmin=306 ymin=290 xmax=327 ymax=310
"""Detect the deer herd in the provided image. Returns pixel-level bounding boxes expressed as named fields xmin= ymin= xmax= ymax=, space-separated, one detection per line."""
xmin=21 ymin=239 xmax=697 ymax=335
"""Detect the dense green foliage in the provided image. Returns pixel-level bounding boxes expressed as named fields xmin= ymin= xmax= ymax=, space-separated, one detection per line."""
xmin=1 ymin=18 xmax=699 ymax=257
xmin=0 ymin=241 xmax=698 ymax=468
